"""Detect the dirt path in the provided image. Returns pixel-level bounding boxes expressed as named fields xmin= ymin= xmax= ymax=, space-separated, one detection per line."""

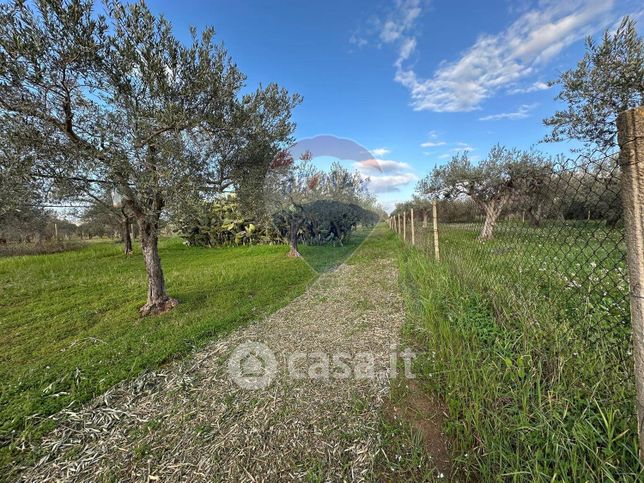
xmin=18 ymin=244 xmax=408 ymax=481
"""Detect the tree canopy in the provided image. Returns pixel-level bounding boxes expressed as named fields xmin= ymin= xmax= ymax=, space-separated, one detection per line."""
xmin=544 ymin=16 xmax=644 ymax=150
xmin=0 ymin=0 xmax=300 ymax=314
xmin=416 ymin=145 xmax=551 ymax=239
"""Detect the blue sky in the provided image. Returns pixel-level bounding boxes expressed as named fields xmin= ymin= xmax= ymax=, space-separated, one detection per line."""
xmin=150 ymin=0 xmax=642 ymax=211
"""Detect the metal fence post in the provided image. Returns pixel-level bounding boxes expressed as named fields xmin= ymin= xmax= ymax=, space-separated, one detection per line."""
xmin=411 ymin=208 xmax=415 ymax=245
xmin=618 ymin=106 xmax=644 ymax=459
xmin=432 ymin=199 xmax=440 ymax=261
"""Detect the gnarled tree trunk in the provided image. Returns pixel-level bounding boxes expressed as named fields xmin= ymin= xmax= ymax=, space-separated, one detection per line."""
xmin=527 ymin=203 xmax=544 ymax=227
xmin=478 ymin=198 xmax=508 ymax=241
xmin=122 ymin=217 xmax=132 ymax=255
xmin=287 ymin=218 xmax=301 ymax=257
xmin=138 ymin=216 xmax=178 ymax=316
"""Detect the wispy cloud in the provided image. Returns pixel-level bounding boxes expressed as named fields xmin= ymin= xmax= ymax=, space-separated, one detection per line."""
xmin=420 ymin=129 xmax=446 ymax=148
xmin=508 ymin=81 xmax=551 ymax=94
xmin=356 ymin=158 xmax=411 ymax=173
xmin=479 ymin=103 xmax=538 ymax=121
xmin=393 ymin=0 xmax=614 ymax=112
xmin=370 ymin=147 xmax=391 ymax=157
xmin=375 ymin=0 xmax=424 ymax=74
xmin=450 ymin=142 xmax=474 ymax=152
xmin=366 ymin=173 xmax=418 ymax=193
xmin=349 ymin=33 xmax=368 ymax=48
xmin=420 ymin=141 xmax=446 ymax=148
xmin=379 ymin=0 xmax=422 ymax=44
xmin=355 ymin=155 xmax=417 ymax=193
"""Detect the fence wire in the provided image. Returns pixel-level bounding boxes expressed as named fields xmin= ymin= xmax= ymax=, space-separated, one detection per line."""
xmin=394 ymin=149 xmax=633 ymax=387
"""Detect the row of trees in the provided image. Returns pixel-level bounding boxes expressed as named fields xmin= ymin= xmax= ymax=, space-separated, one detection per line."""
xmin=0 ymin=0 xmax=300 ymax=315
xmin=404 ymin=147 xmax=621 ymax=240
xmin=263 ymin=153 xmax=379 ymax=256
xmin=177 ymin=160 xmax=380 ymax=251
xmin=0 ymin=208 xmax=81 ymax=244
xmin=401 ymin=17 xmax=642 ymax=240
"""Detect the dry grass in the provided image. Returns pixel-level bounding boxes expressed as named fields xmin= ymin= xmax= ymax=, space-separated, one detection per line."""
xmin=16 ymin=250 xmax=405 ymax=481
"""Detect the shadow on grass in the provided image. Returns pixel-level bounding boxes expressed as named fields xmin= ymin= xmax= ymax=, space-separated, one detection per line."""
xmin=297 ymin=226 xmax=374 ymax=273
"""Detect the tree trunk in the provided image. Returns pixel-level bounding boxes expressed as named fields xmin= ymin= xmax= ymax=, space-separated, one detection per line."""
xmin=423 ymin=212 xmax=428 ymax=228
xmin=527 ymin=203 xmax=544 ymax=227
xmin=479 ymin=200 xmax=505 ymax=241
xmin=287 ymin=218 xmax=301 ymax=257
xmin=123 ymin=218 xmax=133 ymax=256
xmin=138 ymin=216 xmax=178 ymax=316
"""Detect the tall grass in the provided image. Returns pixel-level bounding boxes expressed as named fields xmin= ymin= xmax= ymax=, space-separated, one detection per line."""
xmin=399 ymin=226 xmax=642 ymax=480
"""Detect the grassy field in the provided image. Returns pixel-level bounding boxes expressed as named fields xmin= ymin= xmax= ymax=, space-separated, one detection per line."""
xmin=400 ymin=222 xmax=641 ymax=480
xmin=0 ymin=228 xmax=371 ymax=469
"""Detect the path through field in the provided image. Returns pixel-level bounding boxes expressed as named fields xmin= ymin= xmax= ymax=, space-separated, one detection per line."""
xmin=18 ymin=232 xmax=408 ymax=481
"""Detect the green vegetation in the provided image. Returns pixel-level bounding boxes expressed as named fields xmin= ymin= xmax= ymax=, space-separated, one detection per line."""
xmin=0 ymin=231 xmax=371 ymax=468
xmin=300 ymin=227 xmax=372 ymax=272
xmin=400 ymin=224 xmax=641 ymax=480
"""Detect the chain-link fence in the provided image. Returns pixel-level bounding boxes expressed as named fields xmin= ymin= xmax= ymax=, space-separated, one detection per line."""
xmin=408 ymin=149 xmax=629 ymax=357
xmin=389 ymin=108 xmax=644 ymax=464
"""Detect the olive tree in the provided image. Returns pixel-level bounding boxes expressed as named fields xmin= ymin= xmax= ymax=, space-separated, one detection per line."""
xmin=0 ymin=0 xmax=299 ymax=315
xmin=264 ymin=150 xmax=321 ymax=257
xmin=417 ymin=145 xmax=551 ymax=240
xmin=544 ymin=16 xmax=644 ymax=150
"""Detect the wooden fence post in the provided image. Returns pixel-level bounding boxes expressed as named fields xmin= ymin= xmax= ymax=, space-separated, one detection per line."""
xmin=432 ymin=200 xmax=440 ymax=261
xmin=403 ymin=211 xmax=407 ymax=242
xmin=618 ymin=106 xmax=644 ymax=460
xmin=54 ymin=223 xmax=58 ymax=241
xmin=411 ymin=208 xmax=415 ymax=245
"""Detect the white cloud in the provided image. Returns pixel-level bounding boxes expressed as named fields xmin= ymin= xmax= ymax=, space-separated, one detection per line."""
xmin=349 ymin=33 xmax=368 ymax=48
xmin=479 ymin=103 xmax=538 ymax=121
xmin=355 ymin=154 xmax=417 ymax=193
xmin=371 ymin=147 xmax=391 ymax=157
xmin=377 ymin=0 xmax=423 ymax=69
xmin=508 ymin=81 xmax=551 ymax=94
xmin=452 ymin=142 xmax=474 ymax=152
xmin=420 ymin=141 xmax=446 ymax=148
xmin=420 ymin=129 xmax=446 ymax=148
xmin=365 ymin=173 xmax=418 ymax=193
xmin=355 ymin=158 xmax=411 ymax=174
xmin=398 ymin=37 xmax=417 ymax=62
xmin=394 ymin=0 xmax=614 ymax=112
xmin=379 ymin=0 xmax=422 ymax=44
xmin=427 ymin=140 xmax=475 ymax=160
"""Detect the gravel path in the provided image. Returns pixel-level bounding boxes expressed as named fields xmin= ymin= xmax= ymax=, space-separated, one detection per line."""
xmin=18 ymin=250 xmax=406 ymax=481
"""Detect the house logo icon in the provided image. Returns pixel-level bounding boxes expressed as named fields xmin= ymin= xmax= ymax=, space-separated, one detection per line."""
xmin=227 ymin=342 xmax=278 ymax=390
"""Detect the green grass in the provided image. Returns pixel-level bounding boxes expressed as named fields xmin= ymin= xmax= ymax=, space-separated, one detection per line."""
xmin=0 ymin=230 xmax=372 ymax=469
xmin=299 ymin=226 xmax=372 ymax=272
xmin=400 ymin=223 xmax=642 ymax=480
